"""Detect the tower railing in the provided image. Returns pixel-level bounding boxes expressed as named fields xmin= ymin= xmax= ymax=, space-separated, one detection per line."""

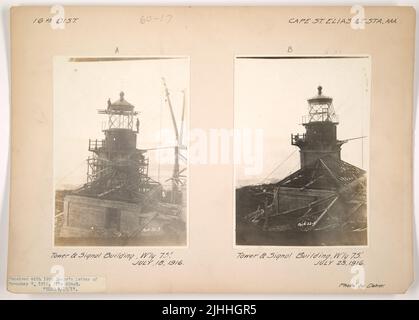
xmin=291 ymin=133 xmax=306 ymax=145
xmin=88 ymin=139 xmax=105 ymax=152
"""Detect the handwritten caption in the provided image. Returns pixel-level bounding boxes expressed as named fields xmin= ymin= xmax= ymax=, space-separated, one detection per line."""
xmin=32 ymin=17 xmax=79 ymax=25
xmin=51 ymin=251 xmax=183 ymax=267
xmin=288 ymin=17 xmax=398 ymax=25
xmin=236 ymin=251 xmax=364 ymax=267
xmin=140 ymin=14 xmax=173 ymax=24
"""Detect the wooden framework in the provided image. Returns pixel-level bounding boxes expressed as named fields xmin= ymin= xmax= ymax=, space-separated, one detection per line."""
xmin=76 ymin=92 xmax=161 ymax=203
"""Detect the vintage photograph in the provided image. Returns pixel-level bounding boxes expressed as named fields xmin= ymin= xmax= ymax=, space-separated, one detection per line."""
xmin=54 ymin=56 xmax=189 ymax=246
xmin=235 ymin=56 xmax=370 ymax=246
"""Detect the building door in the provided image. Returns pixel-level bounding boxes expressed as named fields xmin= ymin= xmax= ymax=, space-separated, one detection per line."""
xmin=105 ymin=207 xmax=121 ymax=231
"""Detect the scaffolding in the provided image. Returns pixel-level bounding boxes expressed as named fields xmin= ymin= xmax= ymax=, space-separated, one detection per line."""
xmin=76 ymin=92 xmax=161 ymax=203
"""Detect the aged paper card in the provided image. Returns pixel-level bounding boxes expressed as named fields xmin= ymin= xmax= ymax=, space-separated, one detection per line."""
xmin=8 ymin=6 xmax=415 ymax=293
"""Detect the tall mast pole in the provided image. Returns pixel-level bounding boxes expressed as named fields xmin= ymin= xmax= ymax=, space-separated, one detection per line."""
xmin=162 ymin=78 xmax=180 ymax=203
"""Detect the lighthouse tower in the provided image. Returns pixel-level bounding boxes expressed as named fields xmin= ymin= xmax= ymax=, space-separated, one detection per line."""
xmin=291 ymin=86 xmax=346 ymax=168
xmin=84 ymin=92 xmax=152 ymax=202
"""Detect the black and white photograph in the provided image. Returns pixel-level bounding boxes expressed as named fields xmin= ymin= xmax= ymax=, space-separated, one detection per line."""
xmin=53 ymin=56 xmax=189 ymax=246
xmin=235 ymin=56 xmax=370 ymax=246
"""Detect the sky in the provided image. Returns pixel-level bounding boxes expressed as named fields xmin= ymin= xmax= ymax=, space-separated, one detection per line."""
xmin=54 ymin=56 xmax=189 ymax=189
xmin=234 ymin=57 xmax=371 ymax=186
xmin=53 ymin=56 xmax=370 ymax=189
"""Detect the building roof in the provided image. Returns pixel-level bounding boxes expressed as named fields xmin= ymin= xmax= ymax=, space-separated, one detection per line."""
xmin=108 ymin=92 xmax=135 ymax=111
xmin=307 ymin=85 xmax=333 ymax=104
xmin=278 ymin=155 xmax=366 ymax=190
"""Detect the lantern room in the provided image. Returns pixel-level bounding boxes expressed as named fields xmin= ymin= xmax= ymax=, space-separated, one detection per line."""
xmin=291 ymin=86 xmax=345 ymax=168
xmin=303 ymin=86 xmax=338 ymax=124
